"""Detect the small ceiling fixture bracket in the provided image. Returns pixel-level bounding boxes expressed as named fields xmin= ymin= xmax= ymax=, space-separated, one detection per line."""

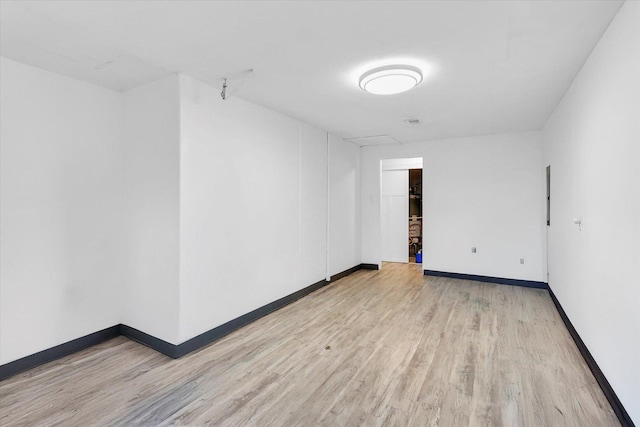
xmin=219 ymin=69 xmax=254 ymax=101
xmin=221 ymin=78 xmax=228 ymax=100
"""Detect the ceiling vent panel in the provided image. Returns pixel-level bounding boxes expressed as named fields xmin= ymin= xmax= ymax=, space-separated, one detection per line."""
xmin=344 ymin=135 xmax=400 ymax=146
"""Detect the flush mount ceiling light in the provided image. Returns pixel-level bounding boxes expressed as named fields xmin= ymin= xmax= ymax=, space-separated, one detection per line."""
xmin=359 ymin=65 xmax=423 ymax=95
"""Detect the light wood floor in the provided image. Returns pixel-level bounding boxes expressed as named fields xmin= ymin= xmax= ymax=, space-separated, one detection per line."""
xmin=0 ymin=263 xmax=618 ymax=426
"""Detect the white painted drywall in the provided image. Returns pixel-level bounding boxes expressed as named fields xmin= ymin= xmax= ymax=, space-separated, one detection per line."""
xmin=121 ymin=75 xmax=181 ymax=344
xmin=328 ymin=134 xmax=361 ymax=277
xmin=381 ymin=157 xmax=423 ymax=171
xmin=381 ymin=170 xmax=409 ymax=263
xmin=542 ymin=1 xmax=640 ymax=422
xmin=0 ymin=63 xmax=363 ymax=357
xmin=0 ymin=58 xmax=124 ymax=364
xmin=177 ymin=75 xmax=328 ymax=342
xmin=361 ymin=131 xmax=545 ymax=280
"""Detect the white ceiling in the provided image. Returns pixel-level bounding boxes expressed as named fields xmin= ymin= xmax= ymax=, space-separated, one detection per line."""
xmin=0 ymin=0 xmax=623 ymax=143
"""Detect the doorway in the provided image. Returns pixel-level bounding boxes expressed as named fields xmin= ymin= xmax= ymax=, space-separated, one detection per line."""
xmin=408 ymin=169 xmax=422 ymax=263
xmin=380 ymin=158 xmax=423 ymax=264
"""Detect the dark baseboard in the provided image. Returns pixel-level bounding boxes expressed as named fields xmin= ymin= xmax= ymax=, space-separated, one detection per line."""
xmin=0 ymin=325 xmax=120 ymax=381
xmin=330 ymin=265 xmax=362 ymax=282
xmin=0 ymin=275 xmax=345 ymax=379
xmin=177 ymin=263 xmax=384 ymax=357
xmin=174 ymin=278 xmax=329 ymax=357
xmin=0 ymin=263 xmax=387 ymax=381
xmin=423 ymin=270 xmax=634 ymax=425
xmin=548 ymin=288 xmax=634 ymax=427
xmin=7 ymin=268 xmax=631 ymax=426
xmin=118 ymin=324 xmax=180 ymax=358
xmin=330 ymin=263 xmax=381 ymax=282
xmin=423 ymin=270 xmax=548 ymax=289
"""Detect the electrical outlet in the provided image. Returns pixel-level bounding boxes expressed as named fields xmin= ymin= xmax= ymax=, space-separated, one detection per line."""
xmin=471 ymin=247 xmax=477 ymax=253
xmin=520 ymin=258 xmax=525 ymax=264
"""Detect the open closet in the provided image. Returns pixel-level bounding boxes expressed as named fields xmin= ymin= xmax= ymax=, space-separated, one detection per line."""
xmin=409 ymin=169 xmax=422 ymax=263
xmin=380 ymin=158 xmax=423 ymax=264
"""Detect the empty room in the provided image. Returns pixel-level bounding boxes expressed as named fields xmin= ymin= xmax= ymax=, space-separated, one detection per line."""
xmin=0 ymin=1 xmax=638 ymax=426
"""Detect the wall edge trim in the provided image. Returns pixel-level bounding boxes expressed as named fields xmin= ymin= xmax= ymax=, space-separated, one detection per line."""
xmin=2 ymin=267 xmax=632 ymax=426
xmin=548 ymin=287 xmax=635 ymax=427
xmin=1 ymin=264 xmax=377 ymax=379
xmin=329 ymin=264 xmax=361 ymax=282
xmin=0 ymin=326 xmax=120 ymax=381
xmin=174 ymin=278 xmax=329 ymax=357
xmin=423 ymin=270 xmax=548 ymax=289
xmin=118 ymin=324 xmax=179 ymax=358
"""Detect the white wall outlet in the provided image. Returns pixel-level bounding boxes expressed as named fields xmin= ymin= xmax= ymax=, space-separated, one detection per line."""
xmin=471 ymin=247 xmax=477 ymax=253
xmin=520 ymin=258 xmax=525 ymax=264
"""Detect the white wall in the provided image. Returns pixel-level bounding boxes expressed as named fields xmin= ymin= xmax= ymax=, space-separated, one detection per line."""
xmin=328 ymin=134 xmax=361 ymax=276
xmin=0 ymin=64 xmax=363 ymax=357
xmin=0 ymin=58 xmax=123 ymax=364
xmin=121 ymin=75 xmax=181 ymax=344
xmin=178 ymin=75 xmax=329 ymax=342
xmin=381 ymin=157 xmax=423 ymax=171
xmin=542 ymin=1 xmax=640 ymax=422
xmin=361 ymin=131 xmax=545 ymax=281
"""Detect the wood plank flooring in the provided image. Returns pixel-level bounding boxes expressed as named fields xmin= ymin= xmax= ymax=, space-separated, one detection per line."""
xmin=0 ymin=263 xmax=619 ymax=426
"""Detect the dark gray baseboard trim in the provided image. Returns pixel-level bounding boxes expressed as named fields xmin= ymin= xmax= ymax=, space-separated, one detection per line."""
xmin=0 ymin=263 xmax=383 ymax=381
xmin=0 ymin=325 xmax=120 ymax=381
xmin=177 ymin=263 xmax=382 ymax=357
xmin=330 ymin=263 xmax=380 ymax=282
xmin=174 ymin=278 xmax=329 ymax=357
xmin=548 ymin=287 xmax=634 ymax=427
xmin=330 ymin=265 xmax=362 ymax=282
xmin=1 ymin=275 xmax=344 ymax=379
xmin=118 ymin=324 xmax=179 ymax=358
xmin=423 ymin=270 xmax=548 ymax=289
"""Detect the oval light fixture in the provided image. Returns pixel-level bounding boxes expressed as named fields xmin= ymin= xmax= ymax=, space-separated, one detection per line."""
xmin=359 ymin=64 xmax=423 ymax=95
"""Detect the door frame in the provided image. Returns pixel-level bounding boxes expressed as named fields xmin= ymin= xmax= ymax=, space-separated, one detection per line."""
xmin=379 ymin=157 xmax=424 ymax=269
